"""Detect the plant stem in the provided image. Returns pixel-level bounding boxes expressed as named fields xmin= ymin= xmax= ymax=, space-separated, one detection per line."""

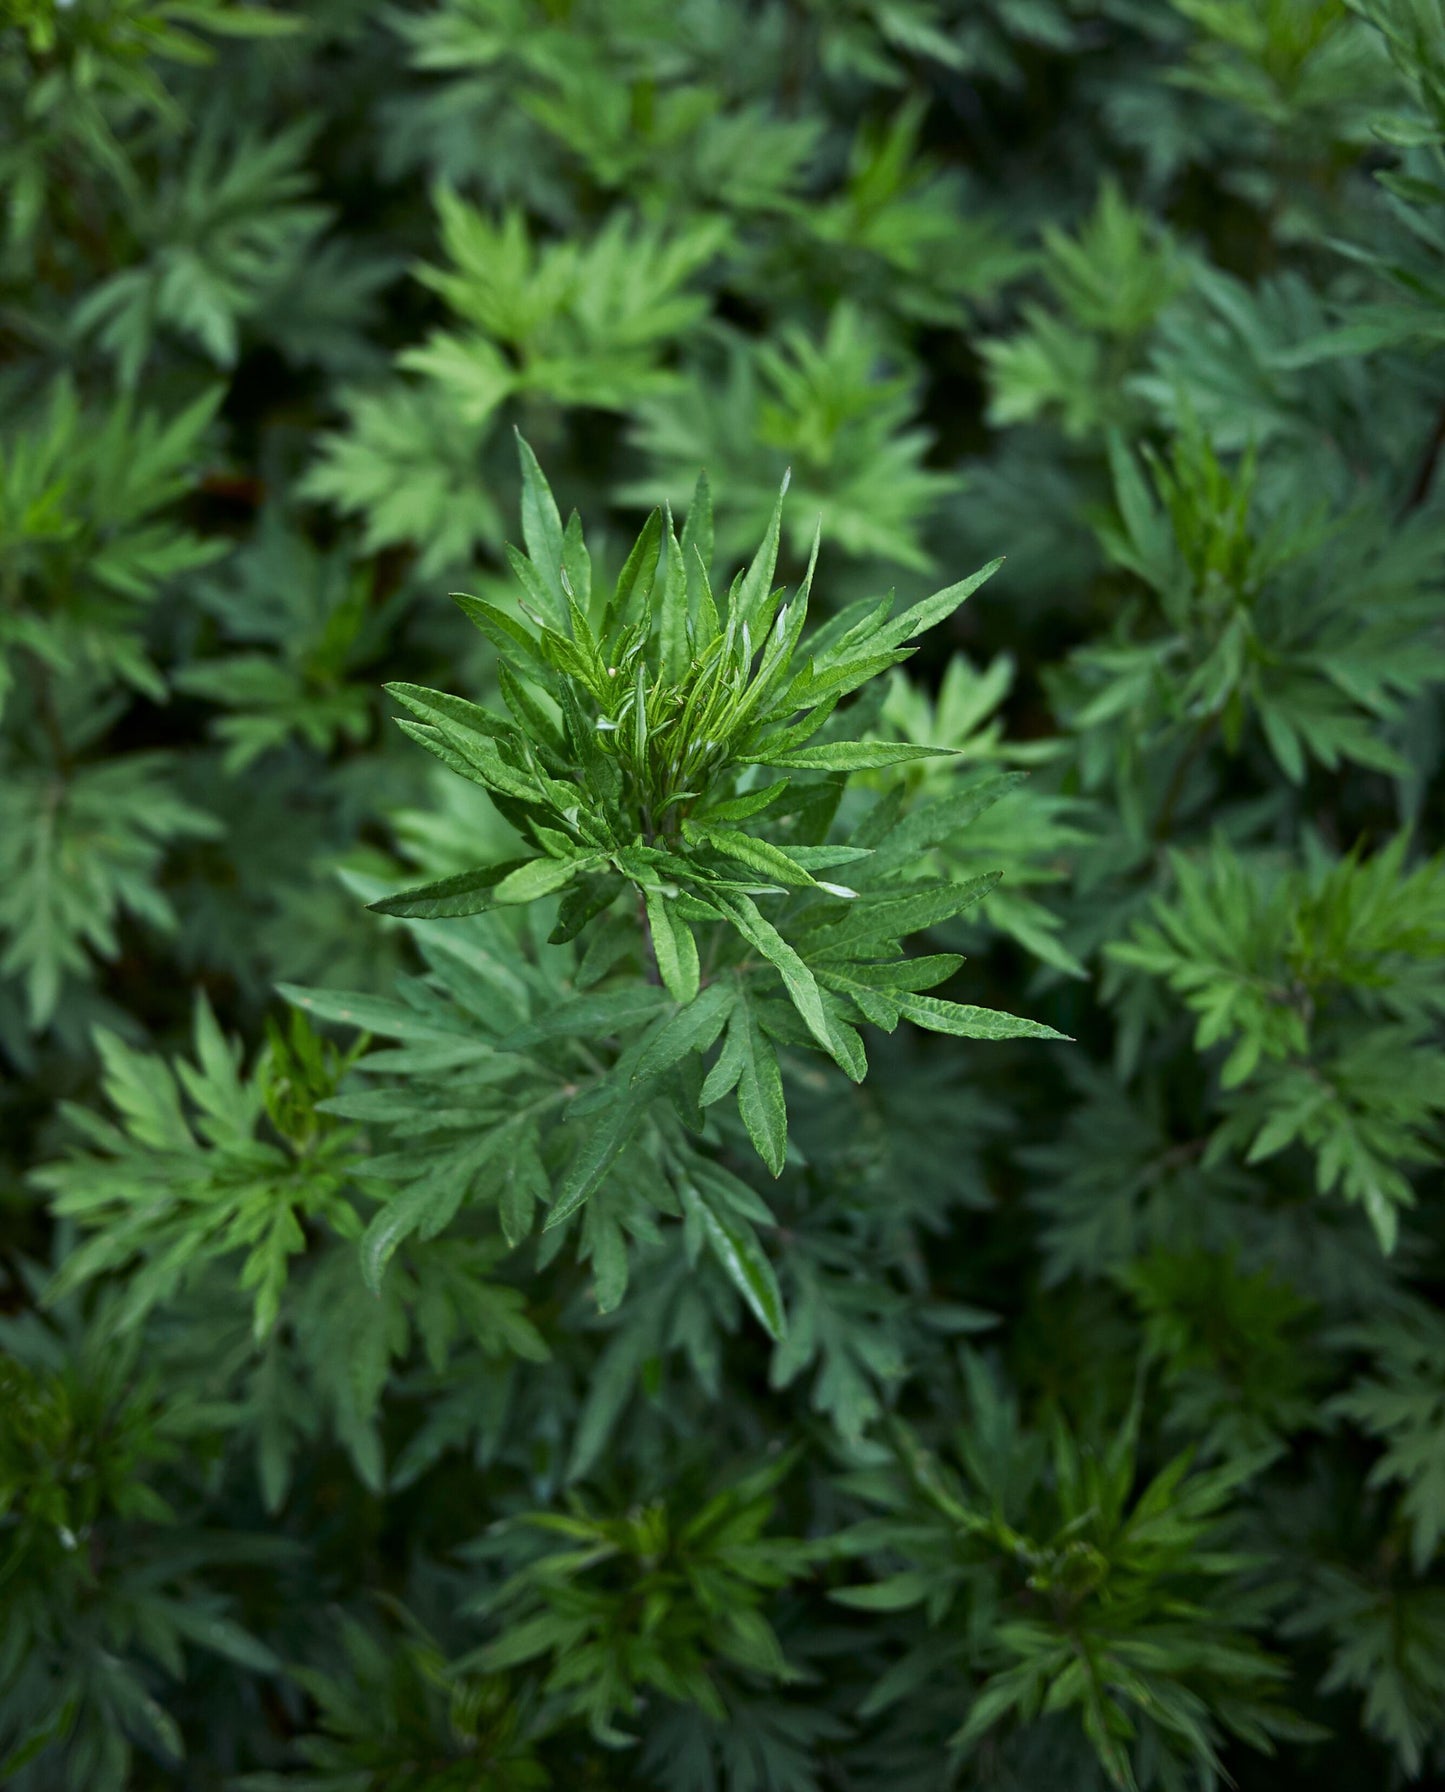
xmin=1401 ymin=395 xmax=1445 ymax=517
xmin=32 ymin=660 xmax=72 ymax=777
xmin=1152 ymin=716 xmax=1216 ymax=843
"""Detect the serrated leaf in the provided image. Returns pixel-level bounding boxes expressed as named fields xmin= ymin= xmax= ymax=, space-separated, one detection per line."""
xmin=635 ymin=979 xmax=736 ymax=1080
xmin=744 ymin=739 xmax=957 ymax=770
xmin=515 ymin=430 xmax=568 ymax=623
xmin=644 ymin=886 xmax=701 ymax=1003
xmin=715 ymin=890 xmax=834 ymax=1059
xmin=720 ymin=991 xmax=788 ymax=1175
xmin=688 ymin=821 xmax=825 ymax=889
xmin=895 ymin=991 xmax=1071 ymax=1042
xmin=368 ymin=860 xmax=533 ymax=919
xmin=277 ymin=985 xmax=458 ymax=1040
xmin=492 ymin=854 xmax=593 ymax=905
xmin=545 ymin=1097 xmax=644 ymax=1231
xmin=359 ymin=1161 xmax=470 ymax=1291
xmin=679 ymin=1178 xmax=786 ymax=1340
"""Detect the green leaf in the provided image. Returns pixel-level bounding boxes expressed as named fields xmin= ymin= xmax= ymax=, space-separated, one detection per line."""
xmin=682 ymin=468 xmax=715 ymax=635
xmin=492 ymin=855 xmax=593 ymax=905
xmin=703 ymin=779 xmax=791 ymax=823
xmin=367 ymin=860 xmax=533 ymax=919
xmin=886 ymin=557 xmax=1003 ymax=646
xmin=359 ymin=1159 xmax=471 ymax=1291
xmin=452 ymin=591 xmax=546 ymax=669
xmin=608 ymin=507 xmax=663 ymax=634
xmin=743 ymin=739 xmax=957 ymax=770
xmin=736 ymin=468 xmax=789 ymax=630
xmin=385 ymin=681 xmax=515 ymax=745
xmin=515 ymin=430 xmax=568 ymax=623
xmin=502 ymin=985 xmax=672 ymax=1050
xmin=644 ymin=887 xmax=701 ymax=1003
xmin=167 ymin=5 xmax=304 ymax=37
xmin=164 ymin=1607 xmax=283 ymax=1673
xmin=277 ymin=985 xmax=458 ymax=1041
xmin=831 ymin=1572 xmax=934 ymax=1611
xmin=706 ymin=990 xmax=788 ymax=1175
xmin=688 ymin=821 xmax=832 ymax=890
xmin=679 ymin=1178 xmax=786 ymax=1340
xmin=634 ymin=980 xmax=736 ymax=1080
xmin=545 ymin=1098 xmax=643 ymax=1230
xmin=894 ymin=992 xmax=1071 ymax=1042
xmin=818 ymin=874 xmax=1001 ymax=947
xmin=657 ymin=506 xmax=691 ymax=683
xmin=714 ymin=891 xmax=834 ymax=1058
xmin=501 ymin=1125 xmax=548 ymax=1248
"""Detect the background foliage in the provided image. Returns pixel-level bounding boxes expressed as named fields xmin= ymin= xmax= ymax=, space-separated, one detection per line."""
xmin=3 ymin=1 xmax=1445 ymax=1788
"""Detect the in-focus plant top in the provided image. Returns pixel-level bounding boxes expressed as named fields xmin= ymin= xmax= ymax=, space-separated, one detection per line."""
xmin=370 ymin=440 xmax=1068 ymax=1020
xmin=313 ymin=435 xmax=1066 ymax=1114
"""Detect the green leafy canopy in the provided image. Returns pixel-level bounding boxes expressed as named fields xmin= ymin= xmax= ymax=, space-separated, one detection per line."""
xmin=14 ymin=3 xmax=1445 ymax=1788
xmin=371 ymin=435 xmax=1064 ymax=1053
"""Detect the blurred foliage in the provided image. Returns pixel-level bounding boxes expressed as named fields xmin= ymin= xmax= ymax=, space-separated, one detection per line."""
xmin=2 ymin=0 xmax=1445 ymax=1788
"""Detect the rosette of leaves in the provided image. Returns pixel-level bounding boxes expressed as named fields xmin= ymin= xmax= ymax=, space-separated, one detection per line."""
xmin=832 ymin=1358 xmax=1321 ymax=1791
xmin=456 ymin=1452 xmax=819 ymax=1748
xmin=372 ymin=438 xmax=1067 ymax=1068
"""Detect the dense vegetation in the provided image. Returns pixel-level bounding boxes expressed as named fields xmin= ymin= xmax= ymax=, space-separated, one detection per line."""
xmin=3 ymin=1 xmax=1445 ymax=1787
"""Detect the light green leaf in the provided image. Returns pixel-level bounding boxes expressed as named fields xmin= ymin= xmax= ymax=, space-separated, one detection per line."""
xmin=644 ymin=887 xmax=700 ymax=1004
xmin=515 ymin=430 xmax=568 ymax=623
xmin=745 ymin=740 xmax=957 ymax=770
xmin=887 ymin=558 xmax=1003 ymax=645
xmin=492 ymin=854 xmax=593 ymax=905
xmin=736 ymin=469 xmax=789 ymax=631
xmin=688 ymin=821 xmax=825 ymax=889
xmin=703 ymin=779 xmax=791 ymax=823
xmin=895 ymin=991 xmax=1071 ymax=1042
